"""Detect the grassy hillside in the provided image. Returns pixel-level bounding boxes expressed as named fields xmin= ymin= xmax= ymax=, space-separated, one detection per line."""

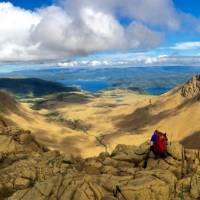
xmin=0 ymin=76 xmax=200 ymax=158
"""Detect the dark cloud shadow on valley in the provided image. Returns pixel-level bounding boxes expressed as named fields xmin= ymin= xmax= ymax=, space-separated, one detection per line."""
xmin=181 ymin=131 xmax=200 ymax=149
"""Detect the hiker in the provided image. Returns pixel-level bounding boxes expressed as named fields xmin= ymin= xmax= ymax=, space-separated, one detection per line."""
xmin=150 ymin=130 xmax=168 ymax=157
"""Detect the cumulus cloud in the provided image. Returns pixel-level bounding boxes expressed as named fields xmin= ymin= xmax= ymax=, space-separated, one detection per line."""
xmin=125 ymin=22 xmax=163 ymax=49
xmin=0 ymin=0 xmax=198 ymax=63
xmin=0 ymin=0 xmax=171 ymax=62
xmin=63 ymin=0 xmax=180 ymax=30
xmin=171 ymin=42 xmax=200 ymax=50
xmin=118 ymin=0 xmax=180 ymax=30
xmin=0 ymin=2 xmax=41 ymax=61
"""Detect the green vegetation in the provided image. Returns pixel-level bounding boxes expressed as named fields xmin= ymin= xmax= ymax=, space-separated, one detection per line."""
xmin=46 ymin=111 xmax=91 ymax=133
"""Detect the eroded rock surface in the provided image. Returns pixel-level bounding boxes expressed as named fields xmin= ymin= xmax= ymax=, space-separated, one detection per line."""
xmin=181 ymin=75 xmax=200 ymax=98
xmin=0 ymin=127 xmax=200 ymax=200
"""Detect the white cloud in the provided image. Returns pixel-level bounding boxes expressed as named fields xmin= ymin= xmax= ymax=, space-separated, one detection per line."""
xmin=0 ymin=2 xmax=41 ymax=61
xmin=130 ymin=55 xmax=200 ymax=66
xmin=57 ymin=53 xmax=200 ymax=68
xmin=63 ymin=0 xmax=180 ymax=30
xmin=171 ymin=42 xmax=200 ymax=50
xmin=0 ymin=0 xmax=199 ymax=63
xmin=58 ymin=60 xmax=129 ymax=68
xmin=125 ymin=22 xmax=163 ymax=49
xmin=119 ymin=0 xmax=180 ymax=30
xmin=0 ymin=2 xmax=165 ymax=62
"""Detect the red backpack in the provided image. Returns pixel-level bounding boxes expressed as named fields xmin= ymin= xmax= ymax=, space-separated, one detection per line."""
xmin=154 ymin=132 xmax=168 ymax=155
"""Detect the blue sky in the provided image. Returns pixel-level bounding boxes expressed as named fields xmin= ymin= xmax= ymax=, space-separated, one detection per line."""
xmin=7 ymin=0 xmax=200 ymax=18
xmin=3 ymin=0 xmax=54 ymax=10
xmin=0 ymin=0 xmax=200 ymax=69
xmin=173 ymin=0 xmax=200 ymax=17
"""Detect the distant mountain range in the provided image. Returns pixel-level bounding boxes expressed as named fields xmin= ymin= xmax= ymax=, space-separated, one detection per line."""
xmin=1 ymin=66 xmax=200 ymax=95
xmin=0 ymin=78 xmax=78 ymax=97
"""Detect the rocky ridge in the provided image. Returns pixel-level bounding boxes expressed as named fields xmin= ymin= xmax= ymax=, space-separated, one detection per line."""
xmin=0 ymin=126 xmax=200 ymax=200
xmin=181 ymin=75 xmax=200 ymax=99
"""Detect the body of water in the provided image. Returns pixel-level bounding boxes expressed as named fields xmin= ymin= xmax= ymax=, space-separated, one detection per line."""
xmin=59 ymin=80 xmax=172 ymax=95
xmin=144 ymin=87 xmax=172 ymax=95
xmin=58 ymin=79 xmax=112 ymax=93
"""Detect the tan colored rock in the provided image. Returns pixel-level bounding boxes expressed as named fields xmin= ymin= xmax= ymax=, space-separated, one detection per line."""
xmin=14 ymin=178 xmax=30 ymax=189
xmin=62 ymin=153 xmax=73 ymax=164
xmin=190 ymin=173 xmax=200 ymax=199
xmin=111 ymin=142 xmax=148 ymax=165
xmin=85 ymin=159 xmax=103 ymax=169
xmin=118 ymin=176 xmax=170 ymax=200
xmin=2 ymin=127 xmax=200 ymax=200
xmin=101 ymin=197 xmax=116 ymax=200
xmin=167 ymin=142 xmax=184 ymax=161
xmin=100 ymin=165 xmax=118 ymax=175
xmin=84 ymin=165 xmax=101 ymax=175
xmin=136 ymin=169 xmax=177 ymax=191
xmin=181 ymin=75 xmax=200 ymax=98
xmin=175 ymin=177 xmax=191 ymax=198
xmin=19 ymin=133 xmax=33 ymax=145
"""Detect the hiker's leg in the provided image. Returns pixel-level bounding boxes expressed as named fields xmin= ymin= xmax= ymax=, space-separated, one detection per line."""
xmin=160 ymin=152 xmax=167 ymax=158
xmin=150 ymin=146 xmax=159 ymax=159
xmin=163 ymin=152 xmax=168 ymax=158
xmin=150 ymin=145 xmax=154 ymax=152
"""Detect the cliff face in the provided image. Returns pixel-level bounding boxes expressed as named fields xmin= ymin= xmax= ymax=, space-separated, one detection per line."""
xmin=181 ymin=75 xmax=200 ymax=99
xmin=0 ymin=126 xmax=200 ymax=200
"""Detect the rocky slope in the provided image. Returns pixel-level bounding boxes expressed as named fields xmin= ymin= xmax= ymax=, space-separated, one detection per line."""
xmin=0 ymin=126 xmax=200 ymax=200
xmin=113 ymin=75 xmax=200 ymax=148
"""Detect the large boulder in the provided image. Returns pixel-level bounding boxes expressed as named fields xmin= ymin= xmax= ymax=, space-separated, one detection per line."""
xmin=167 ymin=142 xmax=184 ymax=161
xmin=111 ymin=141 xmax=150 ymax=166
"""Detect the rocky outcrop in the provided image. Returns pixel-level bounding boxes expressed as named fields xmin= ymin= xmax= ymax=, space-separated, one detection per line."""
xmin=181 ymin=75 xmax=200 ymax=98
xmin=0 ymin=127 xmax=200 ymax=200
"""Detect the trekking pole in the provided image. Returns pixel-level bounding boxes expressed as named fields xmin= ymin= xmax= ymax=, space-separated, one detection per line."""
xmin=113 ymin=185 xmax=128 ymax=200
xmin=181 ymin=146 xmax=185 ymax=178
